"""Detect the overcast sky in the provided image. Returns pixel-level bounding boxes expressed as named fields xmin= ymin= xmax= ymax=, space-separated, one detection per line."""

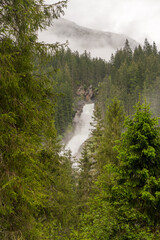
xmin=45 ymin=0 xmax=160 ymax=44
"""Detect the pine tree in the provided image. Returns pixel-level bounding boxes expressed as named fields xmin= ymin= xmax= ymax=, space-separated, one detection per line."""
xmin=111 ymin=102 xmax=160 ymax=239
xmin=77 ymin=99 xmax=124 ymax=240
xmin=123 ymin=39 xmax=132 ymax=64
xmin=0 ymin=0 xmax=68 ymax=239
xmin=77 ymin=145 xmax=94 ymax=213
xmin=96 ymin=98 xmax=124 ymax=171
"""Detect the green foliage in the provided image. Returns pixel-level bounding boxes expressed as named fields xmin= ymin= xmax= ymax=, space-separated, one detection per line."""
xmin=54 ymin=67 xmax=74 ymax=135
xmin=51 ymin=47 xmax=108 ymax=90
xmin=0 ymin=0 xmax=80 ymax=239
xmin=109 ymin=102 xmax=160 ymax=239
xmin=77 ymin=144 xmax=95 ymax=213
xmin=2 ymin=1 xmax=160 ymax=238
xmin=97 ymin=98 xmax=125 ymax=170
xmin=76 ymin=99 xmax=124 ymax=239
xmin=39 ymin=47 xmax=109 ymax=136
xmin=78 ymin=102 xmax=160 ymax=240
xmin=98 ymin=40 xmax=160 ymax=116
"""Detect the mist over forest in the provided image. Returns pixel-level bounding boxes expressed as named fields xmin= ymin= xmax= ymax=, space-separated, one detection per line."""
xmin=38 ymin=18 xmax=139 ymax=60
xmin=1 ymin=1 xmax=160 ymax=239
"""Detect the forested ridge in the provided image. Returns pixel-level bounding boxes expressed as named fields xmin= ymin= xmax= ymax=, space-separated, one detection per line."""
xmin=1 ymin=1 xmax=160 ymax=239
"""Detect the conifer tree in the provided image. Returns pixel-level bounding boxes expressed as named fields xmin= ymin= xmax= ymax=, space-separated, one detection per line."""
xmin=111 ymin=102 xmax=160 ymax=239
xmin=77 ymin=145 xmax=94 ymax=213
xmin=0 ymin=0 xmax=68 ymax=239
xmin=96 ymin=98 xmax=125 ymax=171
xmin=77 ymin=99 xmax=124 ymax=240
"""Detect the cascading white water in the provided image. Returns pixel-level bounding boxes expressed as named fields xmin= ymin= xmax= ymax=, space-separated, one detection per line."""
xmin=65 ymin=103 xmax=94 ymax=163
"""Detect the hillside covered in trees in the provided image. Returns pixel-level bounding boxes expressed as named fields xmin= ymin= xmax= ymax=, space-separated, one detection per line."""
xmin=1 ymin=1 xmax=160 ymax=239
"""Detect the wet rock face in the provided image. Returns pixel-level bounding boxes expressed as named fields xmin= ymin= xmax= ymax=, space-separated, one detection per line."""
xmin=76 ymin=85 xmax=94 ymax=102
xmin=76 ymin=86 xmax=86 ymax=96
xmin=85 ymin=85 xmax=94 ymax=101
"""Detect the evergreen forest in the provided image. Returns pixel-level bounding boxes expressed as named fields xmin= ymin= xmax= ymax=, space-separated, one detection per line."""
xmin=1 ymin=1 xmax=160 ymax=239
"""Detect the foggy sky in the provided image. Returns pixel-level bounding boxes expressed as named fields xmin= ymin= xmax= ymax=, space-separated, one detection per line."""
xmin=45 ymin=0 xmax=160 ymax=44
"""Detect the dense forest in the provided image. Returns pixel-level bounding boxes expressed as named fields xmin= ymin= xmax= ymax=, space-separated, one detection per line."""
xmin=1 ymin=1 xmax=160 ymax=239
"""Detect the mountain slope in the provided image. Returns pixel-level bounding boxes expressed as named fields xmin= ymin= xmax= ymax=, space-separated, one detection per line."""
xmin=38 ymin=18 xmax=139 ymax=60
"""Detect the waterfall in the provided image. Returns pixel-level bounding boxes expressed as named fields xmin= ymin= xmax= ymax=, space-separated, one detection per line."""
xmin=65 ymin=103 xmax=94 ymax=166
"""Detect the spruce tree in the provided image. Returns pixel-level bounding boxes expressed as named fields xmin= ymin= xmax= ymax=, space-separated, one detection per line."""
xmin=77 ymin=99 xmax=124 ymax=240
xmin=0 ymin=0 xmax=68 ymax=239
xmin=97 ymin=98 xmax=125 ymax=171
xmin=111 ymin=102 xmax=160 ymax=239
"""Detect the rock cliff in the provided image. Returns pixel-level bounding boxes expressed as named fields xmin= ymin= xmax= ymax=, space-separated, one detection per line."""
xmin=76 ymin=85 xmax=94 ymax=102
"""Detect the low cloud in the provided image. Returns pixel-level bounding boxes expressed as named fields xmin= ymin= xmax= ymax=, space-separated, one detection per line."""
xmin=38 ymin=18 xmax=139 ymax=61
xmin=54 ymin=0 xmax=160 ymax=44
